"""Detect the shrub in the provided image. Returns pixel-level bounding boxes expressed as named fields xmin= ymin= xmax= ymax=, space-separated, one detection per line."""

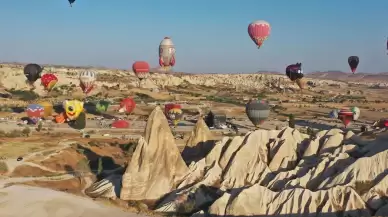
xmin=288 ymin=114 xmax=295 ymax=128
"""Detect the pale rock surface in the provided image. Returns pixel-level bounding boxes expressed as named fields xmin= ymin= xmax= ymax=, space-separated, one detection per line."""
xmin=120 ymin=106 xmax=189 ymax=201
xmin=85 ymin=174 xmax=122 ymax=199
xmin=0 ymin=185 xmax=143 ymax=217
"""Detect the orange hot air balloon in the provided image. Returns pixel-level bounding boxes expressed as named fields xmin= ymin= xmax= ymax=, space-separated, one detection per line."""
xmin=248 ymin=20 xmax=271 ymax=49
xmin=41 ymin=73 xmax=58 ymax=91
xmin=132 ymin=61 xmax=150 ymax=80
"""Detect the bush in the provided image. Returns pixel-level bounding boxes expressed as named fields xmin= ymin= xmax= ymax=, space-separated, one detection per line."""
xmin=0 ymin=161 xmax=8 ymax=173
xmin=22 ymin=127 xmax=31 ymax=137
xmin=288 ymin=114 xmax=295 ymax=128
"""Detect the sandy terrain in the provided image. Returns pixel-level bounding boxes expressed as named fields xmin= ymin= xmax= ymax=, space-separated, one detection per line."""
xmin=0 ymin=63 xmax=388 ymax=216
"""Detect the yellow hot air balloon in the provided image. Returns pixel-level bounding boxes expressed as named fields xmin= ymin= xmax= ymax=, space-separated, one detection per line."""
xmin=38 ymin=101 xmax=53 ymax=118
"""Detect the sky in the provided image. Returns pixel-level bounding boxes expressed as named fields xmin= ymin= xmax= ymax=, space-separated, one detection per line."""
xmin=0 ymin=0 xmax=388 ymax=73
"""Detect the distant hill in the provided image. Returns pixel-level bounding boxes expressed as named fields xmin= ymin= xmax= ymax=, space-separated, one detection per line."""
xmin=305 ymin=71 xmax=388 ymax=82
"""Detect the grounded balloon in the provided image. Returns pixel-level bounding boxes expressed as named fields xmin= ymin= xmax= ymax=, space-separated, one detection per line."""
xmin=69 ymin=112 xmax=86 ymax=130
xmin=38 ymin=101 xmax=53 ymax=118
xmin=338 ymin=108 xmax=354 ymax=128
xmin=26 ymin=104 xmax=44 ymax=124
xmin=69 ymin=0 xmax=75 ymax=7
xmin=96 ymin=100 xmax=110 ymax=113
xmin=167 ymin=108 xmax=183 ymax=126
xmin=248 ymin=20 xmax=271 ymax=49
xmin=111 ymin=120 xmax=130 ymax=128
xmin=41 ymin=73 xmax=58 ymax=91
xmin=24 ymin=63 xmax=43 ymax=83
xmin=329 ymin=109 xmax=339 ymax=119
xmin=351 ymin=106 xmax=360 ymax=120
xmin=132 ymin=61 xmax=150 ymax=80
xmin=119 ymin=98 xmax=136 ymax=114
xmin=63 ymin=100 xmax=84 ymax=121
xmin=79 ymin=71 xmax=96 ymax=94
xmin=348 ymin=56 xmax=359 ymax=73
xmin=159 ymin=37 xmax=176 ymax=70
xmin=245 ymin=100 xmax=270 ymax=127
xmin=286 ymin=63 xmax=305 ymax=89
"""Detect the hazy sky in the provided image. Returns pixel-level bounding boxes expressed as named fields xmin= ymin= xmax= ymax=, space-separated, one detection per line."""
xmin=1 ymin=0 xmax=387 ymax=73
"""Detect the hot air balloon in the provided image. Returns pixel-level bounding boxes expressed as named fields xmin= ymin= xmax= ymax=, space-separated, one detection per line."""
xmin=79 ymin=71 xmax=96 ymax=94
xmin=111 ymin=120 xmax=130 ymax=128
xmin=351 ymin=106 xmax=360 ymax=121
xmin=338 ymin=107 xmax=354 ymax=128
xmin=132 ymin=61 xmax=150 ymax=80
xmin=164 ymin=103 xmax=181 ymax=115
xmin=96 ymin=100 xmax=110 ymax=113
xmin=159 ymin=37 xmax=176 ymax=70
xmin=348 ymin=56 xmax=359 ymax=74
xmin=167 ymin=107 xmax=183 ymax=127
xmin=26 ymin=104 xmax=44 ymax=124
xmin=37 ymin=101 xmax=53 ymax=118
xmin=24 ymin=63 xmax=44 ymax=84
xmin=286 ymin=63 xmax=305 ymax=89
xmin=248 ymin=20 xmax=271 ymax=49
xmin=246 ymin=99 xmax=270 ymax=127
xmin=329 ymin=109 xmax=339 ymax=119
xmin=69 ymin=0 xmax=75 ymax=7
xmin=41 ymin=73 xmax=58 ymax=91
xmin=118 ymin=98 xmax=136 ymax=114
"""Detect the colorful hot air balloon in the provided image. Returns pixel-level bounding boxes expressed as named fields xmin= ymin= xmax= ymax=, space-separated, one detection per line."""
xmin=118 ymin=98 xmax=136 ymax=114
xmin=26 ymin=104 xmax=44 ymax=124
xmin=37 ymin=101 xmax=53 ymax=118
xmin=338 ymin=107 xmax=354 ymax=128
xmin=79 ymin=71 xmax=96 ymax=94
xmin=164 ymin=103 xmax=181 ymax=115
xmin=68 ymin=0 xmax=75 ymax=7
xmin=96 ymin=100 xmax=110 ymax=113
xmin=24 ymin=63 xmax=44 ymax=84
xmin=41 ymin=73 xmax=58 ymax=91
xmin=286 ymin=63 xmax=305 ymax=89
xmin=167 ymin=107 xmax=183 ymax=127
xmin=348 ymin=56 xmax=359 ymax=74
xmin=248 ymin=20 xmax=271 ymax=49
xmin=111 ymin=120 xmax=130 ymax=128
xmin=246 ymin=99 xmax=270 ymax=127
xmin=132 ymin=61 xmax=150 ymax=80
xmin=351 ymin=106 xmax=360 ymax=121
xmin=159 ymin=37 xmax=176 ymax=70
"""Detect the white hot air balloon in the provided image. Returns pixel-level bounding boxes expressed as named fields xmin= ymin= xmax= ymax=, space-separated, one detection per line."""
xmin=159 ymin=37 xmax=176 ymax=71
xmin=79 ymin=71 xmax=96 ymax=94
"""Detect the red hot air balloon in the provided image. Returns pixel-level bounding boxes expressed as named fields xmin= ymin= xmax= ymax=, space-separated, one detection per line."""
xmin=164 ymin=103 xmax=181 ymax=115
xmin=111 ymin=120 xmax=130 ymax=128
xmin=132 ymin=61 xmax=150 ymax=80
xmin=118 ymin=98 xmax=136 ymax=114
xmin=338 ymin=108 xmax=354 ymax=128
xmin=41 ymin=73 xmax=58 ymax=91
xmin=248 ymin=20 xmax=271 ymax=49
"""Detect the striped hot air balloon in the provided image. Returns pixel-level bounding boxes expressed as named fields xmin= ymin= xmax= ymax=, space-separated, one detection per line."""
xmin=79 ymin=71 xmax=96 ymax=94
xmin=338 ymin=107 xmax=354 ymax=128
xmin=246 ymin=99 xmax=270 ymax=127
xmin=132 ymin=61 xmax=150 ymax=80
xmin=26 ymin=104 xmax=44 ymax=124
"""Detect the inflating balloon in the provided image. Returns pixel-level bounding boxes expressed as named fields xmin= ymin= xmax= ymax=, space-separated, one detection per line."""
xmin=79 ymin=71 xmax=96 ymax=94
xmin=119 ymin=98 xmax=136 ymax=114
xmin=96 ymin=100 xmax=110 ymax=113
xmin=24 ymin=63 xmax=44 ymax=84
xmin=286 ymin=63 xmax=305 ymax=89
xmin=248 ymin=20 xmax=271 ymax=49
xmin=245 ymin=99 xmax=270 ymax=127
xmin=329 ymin=109 xmax=339 ymax=119
xmin=351 ymin=106 xmax=360 ymax=120
xmin=348 ymin=56 xmax=359 ymax=74
xmin=167 ymin=107 xmax=183 ymax=127
xmin=111 ymin=120 xmax=130 ymax=128
xmin=338 ymin=108 xmax=354 ymax=128
xmin=41 ymin=73 xmax=58 ymax=91
xmin=26 ymin=104 xmax=44 ymax=124
xmin=63 ymin=100 xmax=84 ymax=121
xmin=132 ymin=61 xmax=150 ymax=80
xmin=159 ymin=37 xmax=176 ymax=70
xmin=37 ymin=101 xmax=53 ymax=118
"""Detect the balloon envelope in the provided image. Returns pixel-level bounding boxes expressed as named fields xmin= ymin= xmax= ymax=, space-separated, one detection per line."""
xmin=246 ymin=100 xmax=270 ymax=127
xmin=329 ymin=109 xmax=339 ymax=119
xmin=351 ymin=106 xmax=360 ymax=120
xmin=159 ymin=37 xmax=176 ymax=69
xmin=37 ymin=101 xmax=53 ymax=118
xmin=286 ymin=63 xmax=305 ymax=89
xmin=167 ymin=108 xmax=183 ymax=126
xmin=248 ymin=20 xmax=271 ymax=48
xmin=119 ymin=98 xmax=136 ymax=114
xmin=348 ymin=56 xmax=359 ymax=73
xmin=132 ymin=61 xmax=150 ymax=80
xmin=79 ymin=71 xmax=96 ymax=94
xmin=338 ymin=108 xmax=354 ymax=127
xmin=41 ymin=73 xmax=58 ymax=91
xmin=96 ymin=100 xmax=110 ymax=113
xmin=111 ymin=120 xmax=130 ymax=128
xmin=24 ymin=63 xmax=43 ymax=83
xmin=26 ymin=104 xmax=44 ymax=124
